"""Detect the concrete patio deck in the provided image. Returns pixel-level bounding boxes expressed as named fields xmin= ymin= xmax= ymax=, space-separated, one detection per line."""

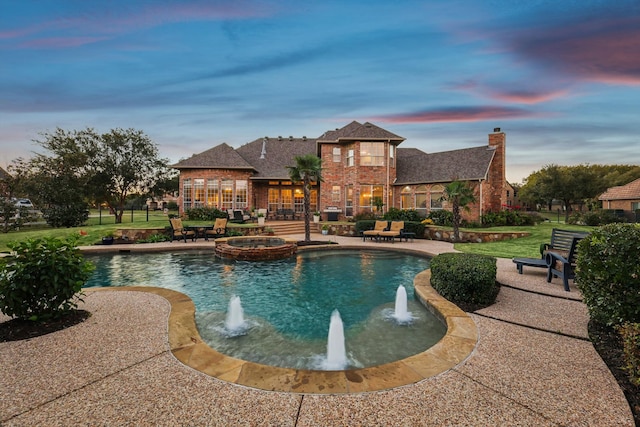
xmin=0 ymin=235 xmax=634 ymax=426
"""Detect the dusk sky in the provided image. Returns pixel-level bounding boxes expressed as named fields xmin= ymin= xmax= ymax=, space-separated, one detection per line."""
xmin=2 ymin=0 xmax=639 ymax=183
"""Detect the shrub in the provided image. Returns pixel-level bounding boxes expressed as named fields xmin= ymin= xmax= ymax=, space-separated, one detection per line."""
xmin=0 ymin=237 xmax=94 ymax=321
xmin=576 ymin=223 xmax=640 ymax=326
xmin=136 ymin=233 xmax=171 ymax=243
xmin=430 ymin=253 xmax=498 ymax=305
xmin=355 ymin=220 xmax=379 ymax=234
xmin=353 ymin=211 xmax=377 ymax=221
xmin=42 ymin=203 xmax=89 ymax=227
xmin=166 ymin=201 xmax=178 ymax=210
xmin=481 ymin=210 xmax=541 ymax=227
xmin=571 ymin=210 xmax=625 ymax=226
xmin=384 ymin=208 xmax=423 ymax=222
xmin=428 ymin=210 xmax=453 ymax=226
xmin=185 ymin=207 xmax=227 ymax=221
xmin=618 ymin=322 xmax=640 ymax=387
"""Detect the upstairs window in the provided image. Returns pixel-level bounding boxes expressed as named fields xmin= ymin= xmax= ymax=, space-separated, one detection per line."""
xmin=347 ymin=149 xmax=355 ymax=166
xmin=360 ymin=142 xmax=384 ymax=166
xmin=332 ymin=147 xmax=341 ymax=162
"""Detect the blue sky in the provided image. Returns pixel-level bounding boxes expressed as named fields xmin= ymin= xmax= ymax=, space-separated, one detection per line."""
xmin=1 ymin=0 xmax=639 ymax=183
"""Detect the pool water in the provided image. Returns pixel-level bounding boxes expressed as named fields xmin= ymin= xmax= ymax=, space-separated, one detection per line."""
xmin=85 ymin=249 xmax=446 ymax=369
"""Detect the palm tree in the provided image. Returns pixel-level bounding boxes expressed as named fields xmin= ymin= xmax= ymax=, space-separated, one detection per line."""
xmin=442 ymin=180 xmax=477 ymax=241
xmin=287 ymin=154 xmax=323 ymax=242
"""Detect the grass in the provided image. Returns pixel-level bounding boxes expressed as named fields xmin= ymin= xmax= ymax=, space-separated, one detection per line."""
xmin=0 ymin=210 xmax=259 ymax=252
xmin=453 ymin=222 xmax=594 ymax=258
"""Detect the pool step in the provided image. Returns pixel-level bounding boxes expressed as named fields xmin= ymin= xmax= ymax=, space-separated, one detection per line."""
xmin=266 ymin=221 xmax=310 ymax=236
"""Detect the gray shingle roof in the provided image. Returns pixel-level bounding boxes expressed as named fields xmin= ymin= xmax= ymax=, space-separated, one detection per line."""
xmin=172 ymin=143 xmax=255 ymax=170
xmin=395 ymin=145 xmax=496 ymax=184
xmin=236 ymin=137 xmax=318 ymax=179
xmin=318 ymin=121 xmax=405 ymax=143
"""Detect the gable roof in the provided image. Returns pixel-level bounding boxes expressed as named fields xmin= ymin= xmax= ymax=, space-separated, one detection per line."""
xmin=598 ymin=178 xmax=640 ymax=201
xmin=318 ymin=121 xmax=405 ymax=144
xmin=235 ymin=137 xmax=318 ymax=179
xmin=395 ymin=145 xmax=496 ymax=185
xmin=172 ymin=143 xmax=255 ymax=170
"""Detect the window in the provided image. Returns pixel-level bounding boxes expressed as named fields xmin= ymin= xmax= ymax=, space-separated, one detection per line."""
xmin=281 ymin=189 xmax=292 ymax=209
xmin=359 ymin=185 xmax=383 ymax=211
xmin=206 ymin=179 xmax=218 ymax=207
xmin=221 ymin=180 xmax=233 ymax=210
xmin=389 ymin=145 xmax=395 ymax=167
xmin=193 ymin=179 xmax=205 ymax=208
xmin=235 ymin=180 xmax=247 ymax=209
xmin=401 ymin=186 xmax=412 ymax=210
xmin=331 ymin=185 xmax=341 ymax=202
xmin=632 ymin=202 xmax=640 ymax=211
xmin=360 ymin=142 xmax=384 ymax=166
xmin=430 ymin=185 xmax=444 ymax=210
xmin=345 ymin=185 xmax=353 ymax=216
xmin=268 ymin=188 xmax=279 ymax=213
xmin=332 ymin=147 xmax=341 ymax=162
xmin=182 ymin=178 xmax=192 ymax=209
xmin=347 ymin=149 xmax=355 ymax=167
xmin=415 ymin=185 xmax=427 ymax=215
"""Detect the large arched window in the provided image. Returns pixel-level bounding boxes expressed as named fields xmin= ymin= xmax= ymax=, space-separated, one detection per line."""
xmin=430 ymin=184 xmax=444 ymax=210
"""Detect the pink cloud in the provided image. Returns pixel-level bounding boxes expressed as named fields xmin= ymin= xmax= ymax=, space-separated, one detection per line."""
xmin=510 ymin=15 xmax=640 ymax=85
xmin=485 ymin=89 xmax=569 ymax=105
xmin=373 ymin=106 xmax=543 ymax=124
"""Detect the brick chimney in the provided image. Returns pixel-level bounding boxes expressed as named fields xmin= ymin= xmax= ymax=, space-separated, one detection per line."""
xmin=486 ymin=128 xmax=506 ymax=212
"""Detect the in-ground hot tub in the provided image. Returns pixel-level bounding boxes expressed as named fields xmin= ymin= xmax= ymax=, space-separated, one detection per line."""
xmin=214 ymin=236 xmax=297 ymax=261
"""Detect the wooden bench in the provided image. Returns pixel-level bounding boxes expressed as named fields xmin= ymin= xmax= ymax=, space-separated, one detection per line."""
xmin=512 ymin=229 xmax=589 ymax=285
xmin=546 ymin=232 xmax=589 ymax=291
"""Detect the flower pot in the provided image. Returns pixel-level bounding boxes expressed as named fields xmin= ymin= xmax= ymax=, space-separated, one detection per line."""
xmin=321 ymin=229 xmax=328 ymax=235
xmin=313 ymin=215 xmax=320 ymax=223
xmin=102 ymin=237 xmax=114 ymax=245
xmin=258 ymin=217 xmax=265 ymax=226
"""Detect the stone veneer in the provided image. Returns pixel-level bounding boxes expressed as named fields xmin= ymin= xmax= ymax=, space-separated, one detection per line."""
xmin=214 ymin=236 xmax=297 ymax=260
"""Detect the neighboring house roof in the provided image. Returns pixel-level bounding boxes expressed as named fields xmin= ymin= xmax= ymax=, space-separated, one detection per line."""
xmin=172 ymin=143 xmax=255 ymax=170
xmin=395 ymin=145 xmax=496 ymax=185
xmin=318 ymin=121 xmax=405 ymax=144
xmin=235 ymin=137 xmax=318 ymax=180
xmin=598 ymin=178 xmax=640 ymax=201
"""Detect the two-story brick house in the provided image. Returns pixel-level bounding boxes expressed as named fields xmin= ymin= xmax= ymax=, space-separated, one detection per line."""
xmin=172 ymin=121 xmax=507 ymax=222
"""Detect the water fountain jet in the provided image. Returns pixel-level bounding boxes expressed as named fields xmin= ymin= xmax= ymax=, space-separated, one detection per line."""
xmin=392 ymin=285 xmax=413 ymax=324
xmin=225 ymin=295 xmax=247 ymax=334
xmin=323 ymin=309 xmax=348 ymax=370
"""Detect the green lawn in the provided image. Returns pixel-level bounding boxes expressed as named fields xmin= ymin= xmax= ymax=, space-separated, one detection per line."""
xmin=454 ymin=222 xmax=594 ymax=258
xmin=2 ymin=216 xmax=594 ymax=258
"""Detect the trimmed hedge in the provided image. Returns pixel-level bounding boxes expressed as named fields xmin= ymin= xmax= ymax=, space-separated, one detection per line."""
xmin=430 ymin=253 xmax=498 ymax=305
xmin=576 ymin=223 xmax=640 ymax=326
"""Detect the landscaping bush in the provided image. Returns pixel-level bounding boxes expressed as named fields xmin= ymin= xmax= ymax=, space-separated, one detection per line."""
xmin=427 ymin=210 xmax=453 ymax=226
xmin=353 ymin=211 xmax=377 ymax=221
xmin=355 ymin=220 xmax=380 ymax=234
xmin=430 ymin=253 xmax=498 ymax=305
xmin=185 ymin=207 xmax=227 ymax=221
xmin=42 ymin=203 xmax=89 ymax=227
xmin=383 ymin=208 xmax=423 ymax=222
xmin=618 ymin=322 xmax=640 ymax=387
xmin=576 ymin=223 xmax=640 ymax=326
xmin=481 ymin=210 xmax=542 ymax=227
xmin=0 ymin=237 xmax=94 ymax=321
xmin=568 ymin=210 xmax=624 ymax=226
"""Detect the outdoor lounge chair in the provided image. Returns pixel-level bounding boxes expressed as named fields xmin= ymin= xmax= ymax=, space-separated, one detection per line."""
xmin=378 ymin=221 xmax=404 ymax=242
xmin=205 ymin=217 xmax=228 ymax=240
xmin=362 ymin=220 xmax=388 ymax=241
xmin=169 ymin=218 xmax=196 ymax=242
xmin=229 ymin=209 xmax=249 ymax=223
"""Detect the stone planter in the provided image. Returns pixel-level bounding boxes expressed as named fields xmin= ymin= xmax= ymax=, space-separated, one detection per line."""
xmin=257 ymin=216 xmax=265 ymax=226
xmin=313 ymin=215 xmax=320 ymax=223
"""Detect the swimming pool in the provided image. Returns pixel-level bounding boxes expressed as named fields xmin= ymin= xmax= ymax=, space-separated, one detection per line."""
xmin=84 ymin=249 xmax=446 ymax=370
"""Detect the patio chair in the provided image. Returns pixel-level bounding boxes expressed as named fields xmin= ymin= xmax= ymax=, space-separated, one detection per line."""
xmin=205 ymin=217 xmax=228 ymax=240
xmin=169 ymin=218 xmax=196 ymax=242
xmin=378 ymin=221 xmax=404 ymax=242
xmin=230 ymin=209 xmax=249 ymax=223
xmin=362 ymin=220 xmax=388 ymax=241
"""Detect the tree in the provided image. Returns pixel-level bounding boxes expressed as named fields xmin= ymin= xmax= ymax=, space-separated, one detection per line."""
xmin=86 ymin=128 xmax=174 ymax=223
xmin=441 ymin=180 xmax=476 ymax=241
xmin=287 ymin=154 xmax=323 ymax=242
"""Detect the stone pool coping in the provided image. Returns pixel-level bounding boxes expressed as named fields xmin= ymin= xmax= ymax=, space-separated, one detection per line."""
xmin=91 ymin=266 xmax=477 ymax=394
